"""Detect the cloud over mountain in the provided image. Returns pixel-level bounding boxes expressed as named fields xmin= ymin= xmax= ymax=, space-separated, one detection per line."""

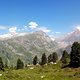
xmin=37 ymin=27 xmax=51 ymax=33
xmin=28 ymin=21 xmax=38 ymax=29
xmin=9 ymin=27 xmax=17 ymax=35
xmin=75 ymin=25 xmax=80 ymax=31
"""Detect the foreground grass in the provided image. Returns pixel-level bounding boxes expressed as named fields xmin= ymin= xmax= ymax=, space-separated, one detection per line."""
xmin=0 ymin=64 xmax=80 ymax=80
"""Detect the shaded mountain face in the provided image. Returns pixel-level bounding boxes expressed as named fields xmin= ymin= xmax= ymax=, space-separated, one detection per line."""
xmin=0 ymin=31 xmax=57 ymax=66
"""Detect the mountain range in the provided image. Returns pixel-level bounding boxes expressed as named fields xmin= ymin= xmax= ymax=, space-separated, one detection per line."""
xmin=0 ymin=31 xmax=57 ymax=66
xmin=0 ymin=28 xmax=80 ymax=66
xmin=56 ymin=28 xmax=80 ymax=52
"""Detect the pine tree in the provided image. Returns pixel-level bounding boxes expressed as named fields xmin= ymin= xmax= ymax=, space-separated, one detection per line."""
xmin=0 ymin=57 xmax=4 ymax=71
xmin=5 ymin=62 xmax=8 ymax=68
xmin=41 ymin=53 xmax=47 ymax=65
xmin=70 ymin=42 xmax=80 ymax=67
xmin=52 ymin=52 xmax=58 ymax=63
xmin=16 ymin=58 xmax=24 ymax=69
xmin=33 ymin=55 xmax=38 ymax=65
xmin=61 ymin=50 xmax=69 ymax=64
xmin=48 ymin=54 xmax=52 ymax=63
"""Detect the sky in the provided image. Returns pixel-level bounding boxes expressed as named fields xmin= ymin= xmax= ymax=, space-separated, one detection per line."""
xmin=0 ymin=0 xmax=80 ymax=37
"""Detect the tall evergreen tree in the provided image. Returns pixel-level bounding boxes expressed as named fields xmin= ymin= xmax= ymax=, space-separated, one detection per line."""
xmin=16 ymin=58 xmax=24 ymax=69
xmin=52 ymin=52 xmax=58 ymax=63
xmin=33 ymin=55 xmax=38 ymax=65
xmin=70 ymin=42 xmax=80 ymax=67
xmin=4 ymin=58 xmax=9 ymax=68
xmin=4 ymin=61 xmax=8 ymax=68
xmin=41 ymin=53 xmax=47 ymax=65
xmin=48 ymin=54 xmax=52 ymax=63
xmin=0 ymin=57 xmax=4 ymax=71
xmin=61 ymin=50 xmax=69 ymax=64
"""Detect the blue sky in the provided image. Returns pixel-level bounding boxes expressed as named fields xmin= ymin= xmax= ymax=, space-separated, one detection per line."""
xmin=0 ymin=0 xmax=80 ymax=36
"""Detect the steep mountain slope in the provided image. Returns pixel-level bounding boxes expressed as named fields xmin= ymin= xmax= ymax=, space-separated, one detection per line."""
xmin=62 ymin=29 xmax=80 ymax=44
xmin=56 ymin=28 xmax=80 ymax=52
xmin=0 ymin=31 xmax=57 ymax=66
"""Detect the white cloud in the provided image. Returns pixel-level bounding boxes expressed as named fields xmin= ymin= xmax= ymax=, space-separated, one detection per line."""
xmin=27 ymin=21 xmax=51 ymax=33
xmin=24 ymin=26 xmax=27 ymax=28
xmin=24 ymin=25 xmax=29 ymax=31
xmin=17 ymin=28 xmax=25 ymax=32
xmin=28 ymin=21 xmax=38 ymax=29
xmin=17 ymin=33 xmax=27 ymax=36
xmin=0 ymin=26 xmax=7 ymax=30
xmin=37 ymin=27 xmax=51 ymax=33
xmin=0 ymin=33 xmax=13 ymax=38
xmin=75 ymin=26 xmax=80 ymax=31
xmin=9 ymin=27 xmax=17 ymax=35
xmin=55 ymin=32 xmax=61 ymax=34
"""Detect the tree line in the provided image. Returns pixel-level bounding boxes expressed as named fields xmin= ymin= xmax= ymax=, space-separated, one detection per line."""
xmin=0 ymin=42 xmax=80 ymax=70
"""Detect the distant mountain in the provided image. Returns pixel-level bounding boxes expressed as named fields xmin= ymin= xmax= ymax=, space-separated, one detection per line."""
xmin=56 ymin=28 xmax=80 ymax=52
xmin=2 ymin=27 xmax=80 ymax=66
xmin=62 ymin=28 xmax=80 ymax=44
xmin=0 ymin=31 xmax=57 ymax=66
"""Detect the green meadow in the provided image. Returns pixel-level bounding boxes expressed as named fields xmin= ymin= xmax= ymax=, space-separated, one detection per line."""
xmin=0 ymin=63 xmax=80 ymax=80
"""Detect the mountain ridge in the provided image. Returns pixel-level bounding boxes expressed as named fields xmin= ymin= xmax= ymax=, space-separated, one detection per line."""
xmin=1 ymin=28 xmax=80 ymax=66
xmin=0 ymin=31 xmax=57 ymax=66
xmin=56 ymin=28 xmax=80 ymax=52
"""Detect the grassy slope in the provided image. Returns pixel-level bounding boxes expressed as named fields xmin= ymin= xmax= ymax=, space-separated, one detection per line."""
xmin=0 ymin=63 xmax=80 ymax=80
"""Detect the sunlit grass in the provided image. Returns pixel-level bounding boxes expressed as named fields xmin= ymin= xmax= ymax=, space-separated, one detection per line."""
xmin=0 ymin=64 xmax=80 ymax=80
